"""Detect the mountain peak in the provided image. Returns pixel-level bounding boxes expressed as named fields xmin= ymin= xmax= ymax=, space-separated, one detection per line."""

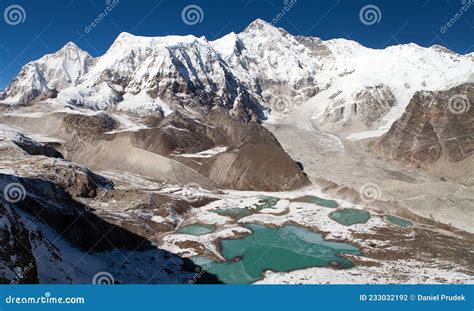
xmin=244 ymin=19 xmax=279 ymax=33
xmin=109 ymin=31 xmax=206 ymax=50
xmin=116 ymin=31 xmax=135 ymax=40
xmin=247 ymin=18 xmax=271 ymax=27
xmin=110 ymin=32 xmax=136 ymax=46
xmin=430 ymin=44 xmax=455 ymax=55
xmin=54 ymin=41 xmax=91 ymax=59
xmin=63 ymin=41 xmax=79 ymax=49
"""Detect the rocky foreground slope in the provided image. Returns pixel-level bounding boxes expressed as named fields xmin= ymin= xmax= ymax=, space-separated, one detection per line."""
xmin=0 ymin=127 xmax=226 ymax=284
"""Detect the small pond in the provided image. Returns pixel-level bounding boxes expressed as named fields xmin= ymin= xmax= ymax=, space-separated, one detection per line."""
xmin=176 ymin=224 xmax=216 ymax=235
xmin=329 ymin=209 xmax=371 ymax=226
xmin=291 ymin=195 xmax=338 ymax=208
xmin=385 ymin=215 xmax=414 ymax=228
xmin=212 ymin=196 xmax=280 ymax=220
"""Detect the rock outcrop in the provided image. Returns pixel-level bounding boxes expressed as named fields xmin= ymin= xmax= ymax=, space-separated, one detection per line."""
xmin=13 ymin=134 xmax=63 ymax=159
xmin=0 ymin=202 xmax=38 ymax=284
xmin=374 ymin=83 xmax=473 ymax=167
xmin=49 ymin=108 xmax=311 ymax=192
xmin=0 ymin=170 xmax=220 ymax=284
xmin=130 ymin=109 xmax=311 ymax=191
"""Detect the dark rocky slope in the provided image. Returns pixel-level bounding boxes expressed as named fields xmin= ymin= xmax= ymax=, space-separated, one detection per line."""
xmin=45 ymin=108 xmax=311 ymax=191
xmin=0 ymin=172 xmax=220 ymax=284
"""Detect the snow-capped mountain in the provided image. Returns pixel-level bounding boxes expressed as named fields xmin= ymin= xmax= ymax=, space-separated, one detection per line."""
xmin=211 ymin=20 xmax=329 ymax=103
xmin=57 ymin=32 xmax=261 ymax=118
xmin=1 ymin=42 xmax=94 ymax=105
xmin=211 ymin=20 xmax=472 ymax=137
xmin=303 ymin=41 xmax=473 ymax=138
xmin=1 ymin=19 xmax=473 ymax=138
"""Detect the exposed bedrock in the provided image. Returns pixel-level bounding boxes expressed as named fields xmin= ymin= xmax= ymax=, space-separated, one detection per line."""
xmin=47 ymin=109 xmax=311 ymax=191
xmin=374 ymin=83 xmax=473 ymax=168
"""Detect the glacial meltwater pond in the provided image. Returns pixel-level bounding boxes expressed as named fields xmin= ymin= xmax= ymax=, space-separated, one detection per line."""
xmin=212 ymin=207 xmax=255 ymax=220
xmin=192 ymin=224 xmax=361 ymax=284
xmin=291 ymin=195 xmax=338 ymax=208
xmin=329 ymin=209 xmax=371 ymax=226
xmin=254 ymin=196 xmax=279 ymax=209
xmin=212 ymin=196 xmax=280 ymax=220
xmin=176 ymin=224 xmax=215 ymax=235
xmin=385 ymin=215 xmax=414 ymax=228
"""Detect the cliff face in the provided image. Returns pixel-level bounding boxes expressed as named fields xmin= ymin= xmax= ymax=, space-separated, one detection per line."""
xmin=0 ymin=202 xmax=38 ymax=284
xmin=374 ymin=83 xmax=473 ymax=168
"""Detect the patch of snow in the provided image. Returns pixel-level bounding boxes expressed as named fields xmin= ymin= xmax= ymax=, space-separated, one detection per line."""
xmin=176 ymin=146 xmax=228 ymax=158
xmin=116 ymin=91 xmax=173 ymax=116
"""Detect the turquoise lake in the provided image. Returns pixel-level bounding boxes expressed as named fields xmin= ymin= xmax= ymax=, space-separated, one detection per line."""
xmin=291 ymin=195 xmax=338 ymax=208
xmin=212 ymin=196 xmax=280 ymax=220
xmin=176 ymin=224 xmax=216 ymax=235
xmin=329 ymin=209 xmax=371 ymax=226
xmin=192 ymin=224 xmax=361 ymax=284
xmin=385 ymin=215 xmax=414 ymax=228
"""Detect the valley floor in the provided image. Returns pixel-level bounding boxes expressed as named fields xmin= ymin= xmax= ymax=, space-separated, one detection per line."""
xmin=0 ymin=111 xmax=472 ymax=284
xmin=265 ymin=122 xmax=474 ymax=233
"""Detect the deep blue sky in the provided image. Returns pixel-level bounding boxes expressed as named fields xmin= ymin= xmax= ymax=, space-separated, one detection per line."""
xmin=0 ymin=0 xmax=473 ymax=89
